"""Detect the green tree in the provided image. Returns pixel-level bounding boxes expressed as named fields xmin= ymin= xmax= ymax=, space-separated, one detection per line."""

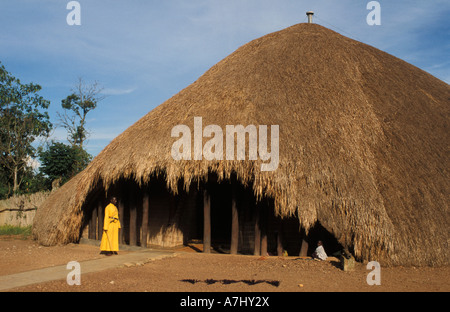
xmin=0 ymin=163 xmax=10 ymax=199
xmin=0 ymin=62 xmax=52 ymax=196
xmin=39 ymin=141 xmax=92 ymax=185
xmin=58 ymin=78 xmax=104 ymax=149
xmin=21 ymin=170 xmax=50 ymax=194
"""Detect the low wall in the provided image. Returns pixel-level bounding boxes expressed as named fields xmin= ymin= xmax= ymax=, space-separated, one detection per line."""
xmin=0 ymin=192 xmax=50 ymax=227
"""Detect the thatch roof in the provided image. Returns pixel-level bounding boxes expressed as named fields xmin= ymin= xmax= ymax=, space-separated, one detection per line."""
xmin=32 ymin=23 xmax=449 ymax=266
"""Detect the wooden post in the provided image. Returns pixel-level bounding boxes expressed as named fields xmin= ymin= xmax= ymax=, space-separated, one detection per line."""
xmin=277 ymin=221 xmax=283 ymax=256
xmin=299 ymin=227 xmax=309 ymax=257
xmin=254 ymin=202 xmax=261 ymax=256
xmin=230 ymin=183 xmax=239 ymax=255
xmin=141 ymin=192 xmax=149 ymax=248
xmin=118 ymin=197 xmax=125 ymax=245
xmin=129 ymin=188 xmax=137 ymax=246
xmin=89 ymin=204 xmax=97 ymax=239
xmin=203 ymin=189 xmax=211 ymax=253
xmin=260 ymin=200 xmax=268 ymax=256
xmin=300 ymin=239 xmax=309 ymax=257
xmin=97 ymin=201 xmax=103 ymax=241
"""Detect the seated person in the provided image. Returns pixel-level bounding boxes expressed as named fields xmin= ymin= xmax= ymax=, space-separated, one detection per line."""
xmin=312 ymin=240 xmax=327 ymax=260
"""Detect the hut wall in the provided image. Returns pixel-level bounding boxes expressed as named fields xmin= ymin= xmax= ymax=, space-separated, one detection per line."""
xmin=80 ymin=186 xmax=106 ymax=241
xmin=145 ymin=180 xmax=200 ymax=248
xmin=147 ymin=184 xmax=182 ymax=247
xmin=237 ymin=189 xmax=257 ymax=254
xmin=178 ymin=188 xmax=201 ymax=244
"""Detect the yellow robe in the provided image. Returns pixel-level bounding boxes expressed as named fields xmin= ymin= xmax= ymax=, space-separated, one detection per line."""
xmin=100 ymin=203 xmax=121 ymax=252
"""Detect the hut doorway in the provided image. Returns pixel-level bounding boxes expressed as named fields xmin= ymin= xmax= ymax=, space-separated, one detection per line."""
xmin=208 ymin=180 xmax=232 ymax=253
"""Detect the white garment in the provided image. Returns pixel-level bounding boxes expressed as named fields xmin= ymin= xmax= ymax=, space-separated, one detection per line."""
xmin=314 ymin=245 xmax=328 ymax=260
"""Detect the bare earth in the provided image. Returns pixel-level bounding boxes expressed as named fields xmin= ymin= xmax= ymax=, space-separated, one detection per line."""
xmin=1 ymin=237 xmax=449 ymax=293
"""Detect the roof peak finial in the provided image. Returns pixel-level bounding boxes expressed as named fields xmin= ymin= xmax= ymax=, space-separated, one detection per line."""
xmin=306 ymin=11 xmax=314 ymax=24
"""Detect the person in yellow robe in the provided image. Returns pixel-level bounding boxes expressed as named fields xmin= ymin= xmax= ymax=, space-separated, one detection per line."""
xmin=100 ymin=197 xmax=121 ymax=255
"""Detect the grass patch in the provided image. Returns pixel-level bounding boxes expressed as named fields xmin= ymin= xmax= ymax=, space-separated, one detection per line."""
xmin=0 ymin=225 xmax=32 ymax=239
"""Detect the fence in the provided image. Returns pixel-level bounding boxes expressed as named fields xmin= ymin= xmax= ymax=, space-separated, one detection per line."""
xmin=0 ymin=192 xmax=50 ymax=227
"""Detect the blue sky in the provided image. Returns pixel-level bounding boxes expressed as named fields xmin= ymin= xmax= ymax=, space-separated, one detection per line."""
xmin=1 ymin=0 xmax=449 ymax=157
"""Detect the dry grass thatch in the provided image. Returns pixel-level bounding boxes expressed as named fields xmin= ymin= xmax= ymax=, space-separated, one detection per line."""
xmin=32 ymin=24 xmax=449 ymax=266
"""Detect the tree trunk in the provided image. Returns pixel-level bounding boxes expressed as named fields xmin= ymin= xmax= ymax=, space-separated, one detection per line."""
xmin=13 ymin=166 xmax=18 ymax=196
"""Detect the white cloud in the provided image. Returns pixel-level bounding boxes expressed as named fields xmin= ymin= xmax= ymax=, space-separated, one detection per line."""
xmin=101 ymin=87 xmax=137 ymax=96
xmin=25 ymin=155 xmax=40 ymax=171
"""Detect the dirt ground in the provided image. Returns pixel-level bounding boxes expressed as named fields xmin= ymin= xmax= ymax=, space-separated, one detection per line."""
xmin=1 ymin=236 xmax=449 ymax=293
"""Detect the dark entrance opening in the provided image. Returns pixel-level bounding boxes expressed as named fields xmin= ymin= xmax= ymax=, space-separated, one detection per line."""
xmin=306 ymin=221 xmax=343 ymax=257
xmin=209 ymin=180 xmax=232 ymax=253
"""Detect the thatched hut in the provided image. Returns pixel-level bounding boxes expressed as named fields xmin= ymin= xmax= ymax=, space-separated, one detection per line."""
xmin=33 ymin=23 xmax=449 ymax=267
